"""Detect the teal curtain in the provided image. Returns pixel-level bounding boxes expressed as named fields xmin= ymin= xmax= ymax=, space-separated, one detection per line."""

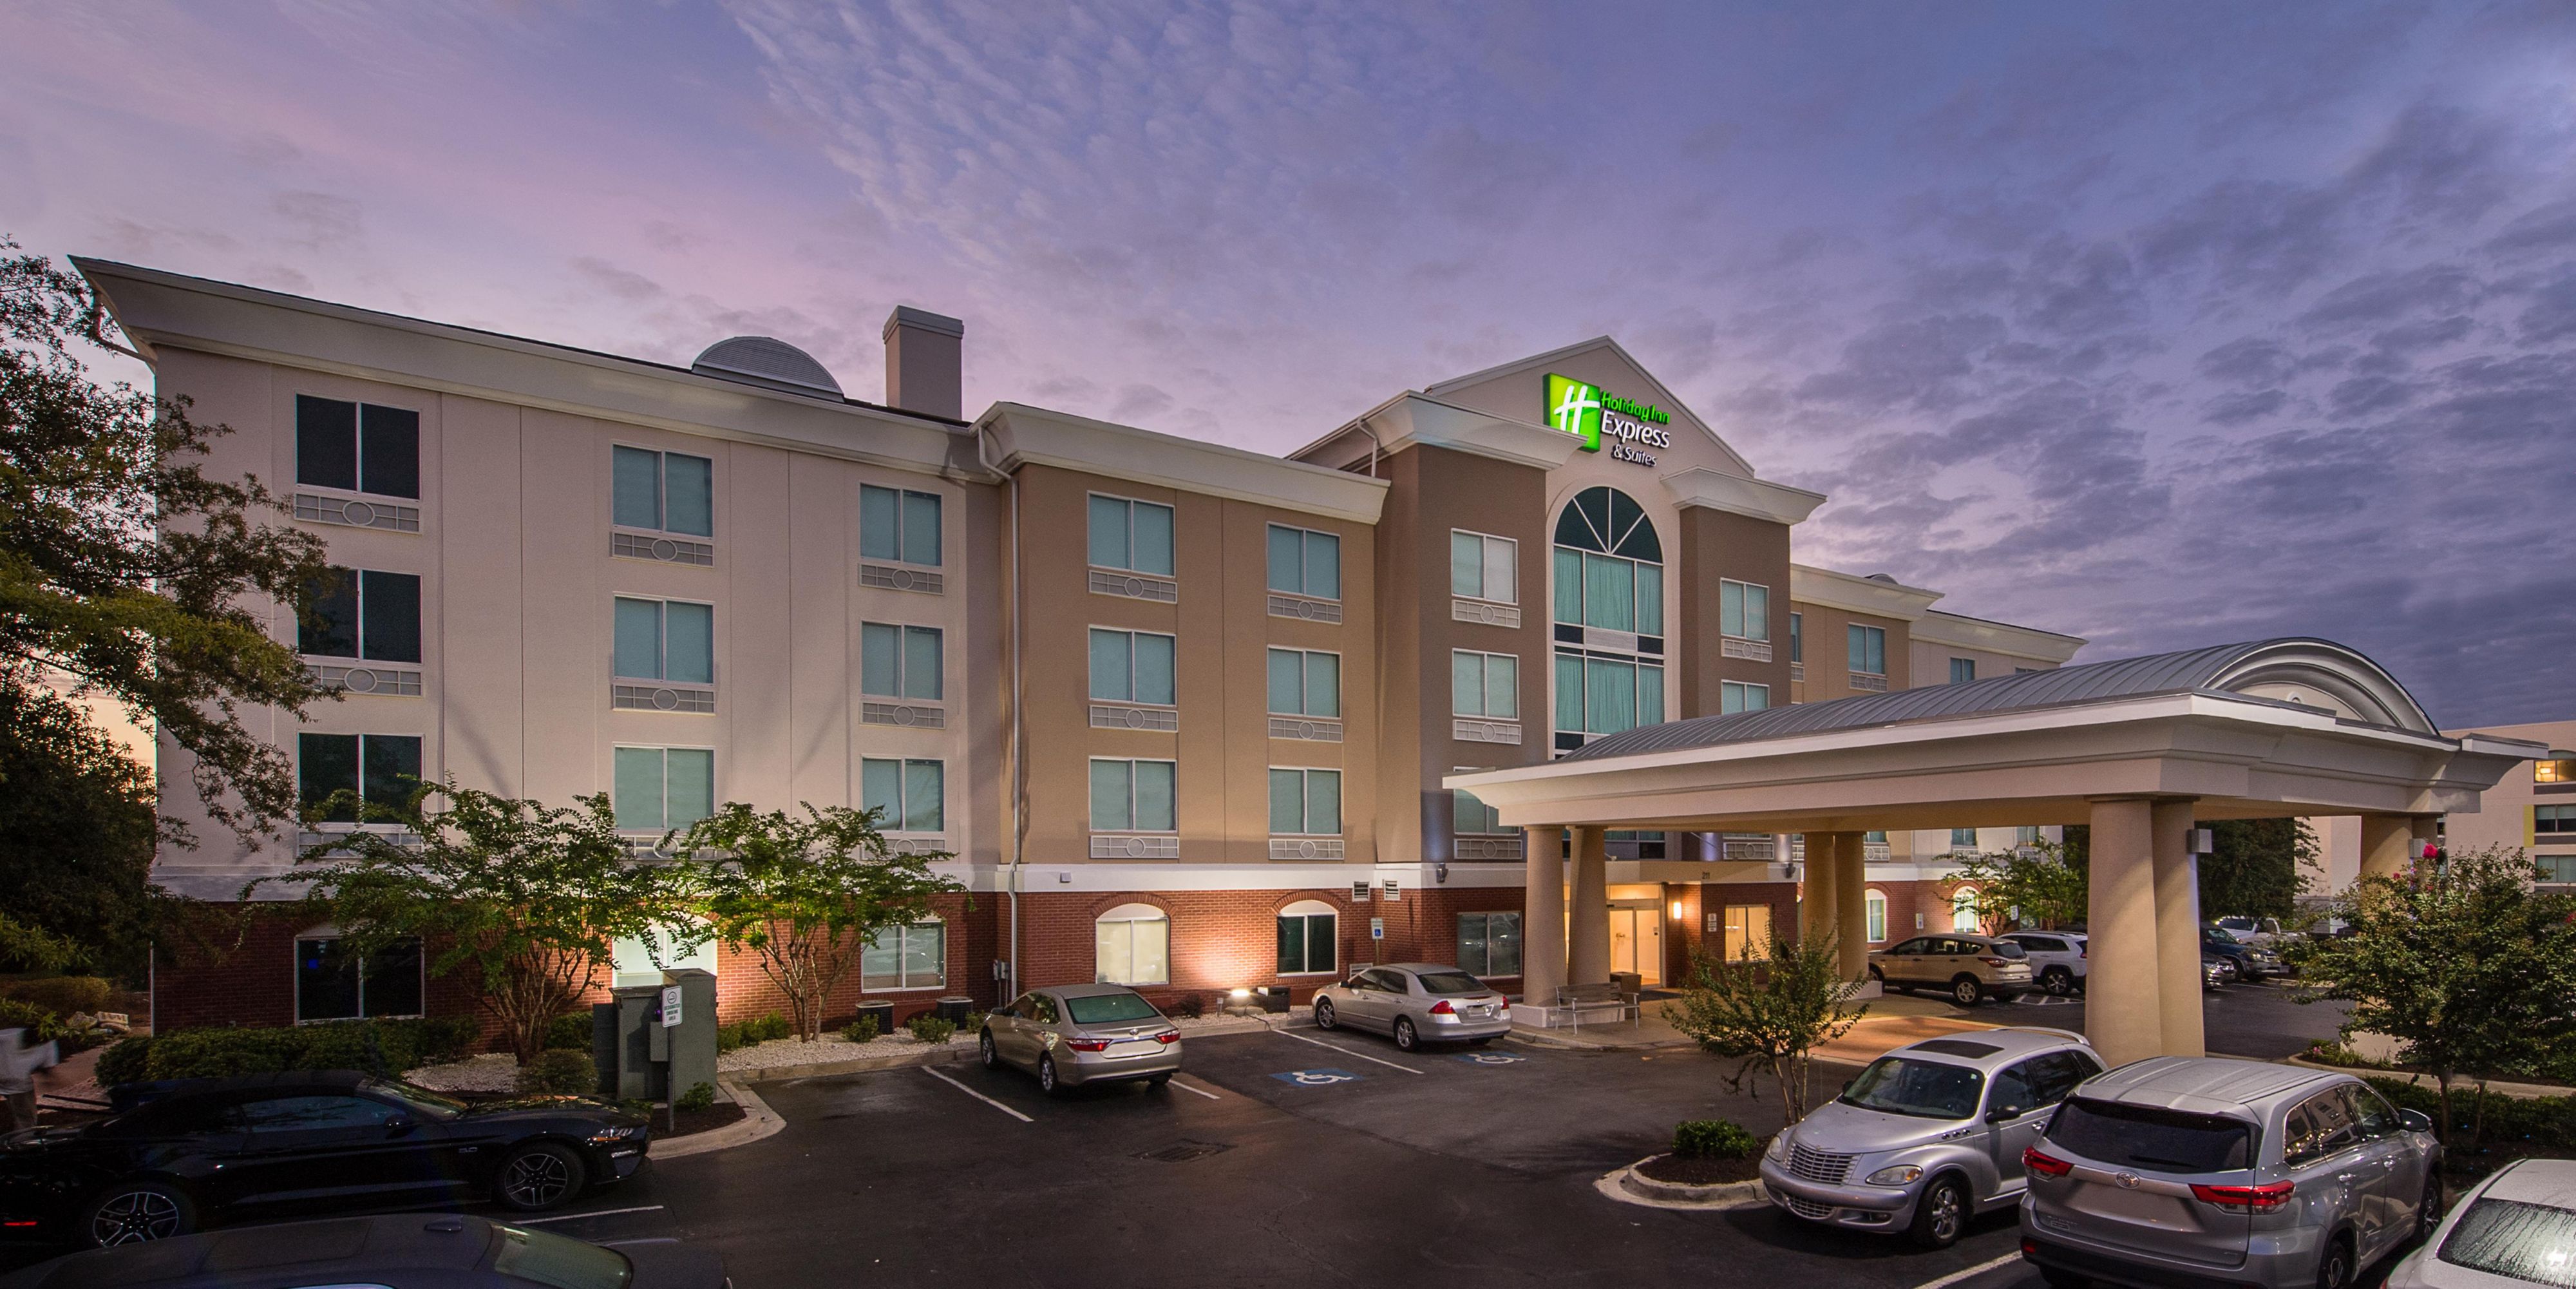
xmin=1587 ymin=658 xmax=1636 ymax=734
xmin=664 ymin=602 xmax=713 ymax=684
xmin=1089 ymin=759 xmax=1132 ymax=830
xmin=1086 ymin=495 xmax=1128 ymax=569
xmin=1454 ymin=789 xmax=1497 ymax=835
xmin=1453 ymin=531 xmax=1482 ymax=598
xmin=1555 ymin=654 xmax=1584 ymax=732
xmin=1639 ymin=664 xmax=1665 ymax=725
xmin=1743 ymin=584 xmax=1767 ymax=640
xmin=862 ymin=758 xmax=902 ymax=825
xmin=664 ymin=454 xmax=712 ymax=537
xmin=1553 ymin=548 xmax=1582 ymax=624
xmin=1584 ymin=553 xmax=1633 ymax=631
xmin=1268 ymin=648 xmax=1302 ymax=714
xmin=665 ymin=749 xmax=713 ymax=827
xmin=612 ymin=446 xmax=660 ymax=530
xmin=859 ymin=484 xmax=899 ymax=560
xmin=1307 ymin=770 xmax=1341 ymax=835
xmin=1133 ymin=633 xmax=1175 ymax=705
xmin=614 ymin=598 xmax=661 ymax=679
xmin=1305 ymin=652 xmax=1339 ymax=718
xmin=613 ymin=747 xmax=665 ymax=830
xmin=1133 ymin=761 xmax=1175 ymax=830
xmin=903 ymin=626 xmax=942 ymax=700
xmin=1088 ymin=629 xmax=1132 ymax=702
xmin=1269 ymin=769 xmax=1303 ymax=834
xmin=1721 ymin=581 xmax=1744 ymax=638
xmin=1636 ymin=562 xmax=1662 ymax=635
xmin=904 ymin=760 xmax=943 ymax=831
xmin=900 ymin=490 xmax=941 ymax=566
xmin=1451 ymin=651 xmax=1481 ymax=716
xmin=1267 ymin=524 xmax=1300 ymax=593
xmin=860 ymin=622 xmax=900 ymax=696
xmin=1485 ymin=654 xmax=1517 ymax=718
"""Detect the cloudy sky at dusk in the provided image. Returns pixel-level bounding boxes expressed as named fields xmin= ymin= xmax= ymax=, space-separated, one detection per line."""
xmin=5 ymin=1 xmax=2571 ymax=727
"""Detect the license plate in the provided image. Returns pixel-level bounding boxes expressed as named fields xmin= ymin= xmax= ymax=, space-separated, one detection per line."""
xmin=1106 ymin=1040 xmax=1157 ymax=1058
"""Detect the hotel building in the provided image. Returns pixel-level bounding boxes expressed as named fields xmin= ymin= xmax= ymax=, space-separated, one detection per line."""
xmin=82 ymin=260 xmax=2086 ymax=1031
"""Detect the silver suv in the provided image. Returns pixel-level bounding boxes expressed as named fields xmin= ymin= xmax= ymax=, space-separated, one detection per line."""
xmin=1759 ymin=1028 xmax=2103 ymax=1248
xmin=2020 ymin=1056 xmax=2441 ymax=1288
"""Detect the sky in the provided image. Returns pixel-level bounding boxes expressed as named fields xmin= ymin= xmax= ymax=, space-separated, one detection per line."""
xmin=3 ymin=1 xmax=2571 ymax=728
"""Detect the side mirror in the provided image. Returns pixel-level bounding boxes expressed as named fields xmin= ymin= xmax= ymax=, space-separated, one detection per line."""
xmin=2401 ymin=1109 xmax=2433 ymax=1134
xmin=1986 ymin=1104 xmax=2021 ymax=1123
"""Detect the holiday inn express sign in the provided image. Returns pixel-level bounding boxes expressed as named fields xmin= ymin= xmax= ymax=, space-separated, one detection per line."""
xmin=1545 ymin=373 xmax=1671 ymax=466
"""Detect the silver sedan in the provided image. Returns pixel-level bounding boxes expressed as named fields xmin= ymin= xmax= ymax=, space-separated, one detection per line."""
xmin=979 ymin=983 xmax=1182 ymax=1094
xmin=1311 ymin=964 xmax=1511 ymax=1051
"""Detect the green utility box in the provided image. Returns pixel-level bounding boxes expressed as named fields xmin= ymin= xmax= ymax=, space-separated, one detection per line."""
xmin=593 ymin=968 xmax=717 ymax=1103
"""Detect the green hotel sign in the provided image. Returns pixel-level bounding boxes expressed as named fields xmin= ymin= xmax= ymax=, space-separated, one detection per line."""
xmin=1545 ymin=373 xmax=1672 ymax=464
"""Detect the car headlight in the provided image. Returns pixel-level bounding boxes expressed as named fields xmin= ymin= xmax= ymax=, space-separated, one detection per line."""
xmin=587 ymin=1126 xmax=641 ymax=1143
xmin=1766 ymin=1131 xmax=1792 ymax=1161
xmin=1864 ymin=1165 xmax=1924 ymax=1186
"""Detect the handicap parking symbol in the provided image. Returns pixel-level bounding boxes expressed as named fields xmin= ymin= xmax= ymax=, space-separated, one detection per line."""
xmin=1271 ymin=1068 xmax=1363 ymax=1087
xmin=1454 ymin=1051 xmax=1526 ymax=1066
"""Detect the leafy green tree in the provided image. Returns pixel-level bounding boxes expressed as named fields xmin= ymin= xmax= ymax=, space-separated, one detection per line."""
xmin=2199 ymin=818 xmax=2318 ymax=921
xmin=2290 ymin=845 xmax=2576 ymax=1148
xmin=1 ymin=236 xmax=330 ymax=839
xmin=1661 ymin=930 xmax=1870 ymax=1122
xmin=1953 ymin=839 xmax=2088 ymax=930
xmin=0 ymin=681 xmax=158 ymax=975
xmin=261 ymin=784 xmax=700 ymax=1061
xmin=676 ymin=803 xmax=965 ymax=1042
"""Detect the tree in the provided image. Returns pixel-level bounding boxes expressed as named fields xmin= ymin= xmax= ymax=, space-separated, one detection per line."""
xmin=261 ymin=784 xmax=699 ymax=1061
xmin=675 ymin=803 xmax=965 ymax=1042
xmin=2 ymin=236 xmax=330 ymax=839
xmin=1953 ymin=839 xmax=2088 ymax=930
xmin=2199 ymin=818 xmax=2317 ymax=921
xmin=1661 ymin=929 xmax=1870 ymax=1122
xmin=2289 ymin=845 xmax=2576 ymax=1148
xmin=0 ymin=680 xmax=160 ymax=977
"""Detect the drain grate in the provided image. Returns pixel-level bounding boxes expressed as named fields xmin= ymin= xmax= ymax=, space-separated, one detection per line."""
xmin=1137 ymin=1140 xmax=1233 ymax=1163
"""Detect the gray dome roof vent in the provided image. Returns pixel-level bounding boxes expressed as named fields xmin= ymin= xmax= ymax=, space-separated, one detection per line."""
xmin=691 ymin=336 xmax=844 ymax=399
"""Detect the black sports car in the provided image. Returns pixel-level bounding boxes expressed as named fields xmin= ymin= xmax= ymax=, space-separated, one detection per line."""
xmin=0 ymin=1213 xmax=726 ymax=1288
xmin=0 ymin=1072 xmax=650 ymax=1248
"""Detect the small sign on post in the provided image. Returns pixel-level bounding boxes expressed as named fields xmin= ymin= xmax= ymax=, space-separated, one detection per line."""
xmin=661 ymin=986 xmax=683 ymax=1028
xmin=1370 ymin=917 xmax=1384 ymax=941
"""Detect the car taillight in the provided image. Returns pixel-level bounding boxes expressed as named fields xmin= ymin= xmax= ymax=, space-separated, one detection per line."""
xmin=2022 ymin=1147 xmax=2073 ymax=1178
xmin=1982 ymin=956 xmax=2012 ymax=967
xmin=2190 ymin=1181 xmax=2295 ymax=1211
xmin=1429 ymin=1000 xmax=1456 ymax=1015
xmin=1066 ymin=1038 xmax=1110 ymax=1052
xmin=2079 ymin=942 xmax=2087 ymax=957
xmin=1153 ymin=1029 xmax=1180 ymax=1044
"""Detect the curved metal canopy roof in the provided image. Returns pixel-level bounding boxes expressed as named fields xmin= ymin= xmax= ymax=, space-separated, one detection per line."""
xmin=1565 ymin=638 xmax=2436 ymax=763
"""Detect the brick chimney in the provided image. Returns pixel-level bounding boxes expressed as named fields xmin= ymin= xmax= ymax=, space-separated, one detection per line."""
xmin=882 ymin=305 xmax=965 ymax=420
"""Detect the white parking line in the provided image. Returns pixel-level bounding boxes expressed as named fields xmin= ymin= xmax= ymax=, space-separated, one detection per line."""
xmin=1168 ymin=1075 xmax=1223 ymax=1100
xmin=924 ymin=1064 xmax=1035 ymax=1122
xmin=1274 ymin=1027 xmax=1425 ymax=1074
xmin=1909 ymin=1250 xmax=2023 ymax=1289
xmin=512 ymin=1204 xmax=665 ymax=1225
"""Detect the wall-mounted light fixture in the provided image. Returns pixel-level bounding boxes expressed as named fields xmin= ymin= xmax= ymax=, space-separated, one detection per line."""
xmin=1670 ymin=900 xmax=1686 ymax=921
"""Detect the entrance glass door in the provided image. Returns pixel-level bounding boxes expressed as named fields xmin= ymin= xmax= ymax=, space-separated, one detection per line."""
xmin=1608 ymin=908 xmax=1663 ymax=986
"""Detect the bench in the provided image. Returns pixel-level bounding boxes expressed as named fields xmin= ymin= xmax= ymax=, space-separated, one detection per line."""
xmin=1542 ymin=982 xmax=1640 ymax=1031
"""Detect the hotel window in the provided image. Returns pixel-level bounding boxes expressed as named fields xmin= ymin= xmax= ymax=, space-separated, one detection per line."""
xmin=1267 ymin=524 xmax=1341 ymax=600
xmin=1721 ymin=681 xmax=1769 ymax=714
xmin=612 ymin=747 xmax=714 ymax=833
xmin=1267 ymin=648 xmax=1341 ymax=718
xmin=301 ymin=568 xmax=422 ymax=663
xmin=1553 ymin=654 xmax=1664 ymax=736
xmin=1864 ymin=830 xmax=1888 ymax=845
xmin=1088 ymin=494 xmax=1175 ymax=576
xmin=1719 ymin=580 xmax=1769 ymax=641
xmin=1951 ymin=827 xmax=1978 ymax=849
xmin=1949 ymin=657 xmax=1976 ymax=685
xmin=2541 ymin=855 xmax=2576 ymax=883
xmin=1454 ymin=788 xmax=1504 ymax=836
xmin=1276 ymin=901 xmax=1337 ymax=975
xmin=1095 ymin=904 xmax=1170 ymax=987
xmin=614 ymin=597 xmax=713 ymax=685
xmin=1451 ymin=651 xmax=1519 ymax=719
xmin=1788 ymin=612 xmax=1803 ymax=663
xmin=1952 ymin=886 xmax=1981 ymax=932
xmin=2538 ymin=805 xmax=2576 ymax=839
xmin=2017 ymin=826 xmax=2043 ymax=846
xmin=1269 ymin=768 xmax=1342 ymax=836
xmin=1721 ymin=904 xmax=1773 ymax=962
xmin=1450 ymin=530 xmax=1518 ymax=604
xmin=1864 ymin=890 xmax=1888 ymax=944
xmin=295 ymin=932 xmax=423 ymax=1023
xmin=612 ymin=445 xmax=713 ymax=538
xmin=296 ymin=396 xmax=419 ymax=499
xmin=1457 ymin=912 xmax=1522 ymax=977
xmin=2537 ymin=759 xmax=2575 ymax=785
xmin=862 ymin=758 xmax=943 ymax=833
xmin=860 ymin=484 xmax=941 ymax=567
xmin=1090 ymin=629 xmax=1176 ymax=706
xmin=1091 ymin=759 xmax=1177 ymax=832
xmin=861 ymin=921 xmax=944 ymax=990
xmin=860 ymin=623 xmax=943 ymax=700
xmin=1551 ymin=488 xmax=1662 ymax=635
xmin=1848 ymin=624 xmax=1887 ymax=676
xmin=298 ymin=733 xmax=422 ymax=823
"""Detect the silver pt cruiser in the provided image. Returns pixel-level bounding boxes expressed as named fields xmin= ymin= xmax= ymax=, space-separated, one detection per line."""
xmin=1759 ymin=1028 xmax=2105 ymax=1248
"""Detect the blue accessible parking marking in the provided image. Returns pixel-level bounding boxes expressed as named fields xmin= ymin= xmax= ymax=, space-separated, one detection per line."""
xmin=1271 ymin=1068 xmax=1363 ymax=1087
xmin=1453 ymin=1051 xmax=1525 ymax=1065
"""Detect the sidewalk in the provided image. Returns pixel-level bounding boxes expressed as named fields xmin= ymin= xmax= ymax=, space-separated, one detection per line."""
xmin=1508 ymin=993 xmax=2047 ymax=1061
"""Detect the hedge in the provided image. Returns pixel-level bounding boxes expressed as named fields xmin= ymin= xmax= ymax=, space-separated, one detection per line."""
xmin=0 ymin=977 xmax=114 ymax=1017
xmin=2363 ymin=1075 xmax=2576 ymax=1153
xmin=123 ymin=1017 xmax=480 ymax=1084
xmin=1674 ymin=1119 xmax=1763 ymax=1160
xmin=516 ymin=1049 xmax=597 ymax=1095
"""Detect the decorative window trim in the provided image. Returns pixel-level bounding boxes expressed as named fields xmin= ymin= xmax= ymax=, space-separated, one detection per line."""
xmin=1089 ymin=833 xmax=1181 ymax=859
xmin=612 ymin=531 xmax=715 ymax=566
xmin=305 ymin=662 xmax=425 ymax=697
xmin=296 ymin=491 xmax=422 ymax=533
xmin=1267 ymin=593 xmax=1342 ymax=623
xmin=1451 ymin=598 xmax=1523 ymax=628
xmin=860 ymin=562 xmax=945 ymax=594
xmin=861 ymin=702 xmax=945 ymax=729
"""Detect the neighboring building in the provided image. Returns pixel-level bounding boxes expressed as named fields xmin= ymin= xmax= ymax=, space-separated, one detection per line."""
xmin=82 ymin=260 xmax=2089 ymax=1030
xmin=2432 ymin=718 xmax=2575 ymax=884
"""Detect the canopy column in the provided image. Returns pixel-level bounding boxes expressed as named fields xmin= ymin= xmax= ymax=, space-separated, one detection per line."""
xmin=2086 ymin=797 xmax=2164 ymax=1067
xmin=1567 ymin=826 xmax=1610 ymax=986
xmin=1800 ymin=832 xmax=1841 ymax=950
xmin=2358 ymin=814 xmax=2415 ymax=881
xmin=2152 ymin=799 xmax=2206 ymax=1058
xmin=1521 ymin=826 xmax=1565 ymax=1007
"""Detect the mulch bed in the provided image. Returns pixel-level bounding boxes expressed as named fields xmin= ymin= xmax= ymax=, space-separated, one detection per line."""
xmin=658 ymin=1102 xmax=747 ymax=1140
xmin=1635 ymin=1152 xmax=1763 ymax=1185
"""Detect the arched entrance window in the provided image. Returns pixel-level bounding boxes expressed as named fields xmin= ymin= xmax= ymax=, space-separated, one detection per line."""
xmin=1277 ymin=899 xmax=1338 ymax=976
xmin=1865 ymin=890 xmax=1888 ymax=944
xmin=1095 ymin=903 xmax=1171 ymax=986
xmin=1951 ymin=886 xmax=1981 ymax=933
xmin=1552 ymin=486 xmax=1665 ymax=749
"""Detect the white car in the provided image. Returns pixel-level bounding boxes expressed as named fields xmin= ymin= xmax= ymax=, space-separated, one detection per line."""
xmin=2214 ymin=915 xmax=2297 ymax=948
xmin=2387 ymin=1156 xmax=2572 ymax=1286
xmin=2000 ymin=931 xmax=2087 ymax=996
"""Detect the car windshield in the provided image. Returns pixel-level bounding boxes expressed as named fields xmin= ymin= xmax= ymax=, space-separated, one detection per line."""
xmin=1841 ymin=1057 xmax=1986 ymax=1120
xmin=493 ymin=1225 xmax=634 ymax=1289
xmin=1065 ymin=993 xmax=1163 ymax=1026
xmin=1413 ymin=971 xmax=1485 ymax=995
xmin=2439 ymin=1198 xmax=2576 ymax=1287
xmin=367 ymin=1078 xmax=467 ymax=1122
xmin=2046 ymin=1097 xmax=2253 ymax=1172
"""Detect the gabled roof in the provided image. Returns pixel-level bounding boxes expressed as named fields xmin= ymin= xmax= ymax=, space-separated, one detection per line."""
xmin=1421 ymin=334 xmax=1756 ymax=478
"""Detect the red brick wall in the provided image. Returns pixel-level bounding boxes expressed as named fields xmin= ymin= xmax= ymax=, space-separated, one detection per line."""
xmin=153 ymin=907 xmax=487 ymax=1037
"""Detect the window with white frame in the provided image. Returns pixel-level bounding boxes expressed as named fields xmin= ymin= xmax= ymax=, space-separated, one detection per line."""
xmin=612 ymin=445 xmax=713 ymax=537
xmin=1266 ymin=524 xmax=1341 ymax=600
xmin=1720 ymin=580 xmax=1769 ymax=641
xmin=301 ymin=568 xmax=422 ymax=663
xmin=1095 ymin=904 xmax=1170 ymax=986
xmin=1266 ymin=648 xmax=1340 ymax=717
xmin=1951 ymin=886 xmax=1981 ymax=932
xmin=1450 ymin=530 xmax=1518 ymax=603
xmin=298 ymin=733 xmax=422 ymax=823
xmin=1276 ymin=900 xmax=1337 ymax=975
xmin=295 ymin=931 xmax=423 ymax=1022
xmin=1454 ymin=788 xmax=1505 ymax=836
xmin=1951 ymin=827 xmax=1978 ymax=848
xmin=2017 ymin=826 xmax=2043 ymax=846
xmin=1457 ymin=912 xmax=1522 ymax=977
xmin=614 ymin=597 xmax=714 ymax=685
xmin=1789 ymin=612 xmax=1803 ymax=663
xmin=296 ymin=396 xmax=419 ymax=499
xmin=1091 ymin=759 xmax=1177 ymax=832
xmin=860 ymin=623 xmax=943 ymax=700
xmin=1949 ymin=656 xmax=1976 ymax=685
xmin=612 ymin=747 xmax=714 ymax=832
xmin=1089 ymin=629 xmax=1176 ymax=706
xmin=1848 ymin=624 xmax=1888 ymax=676
xmin=1552 ymin=488 xmax=1663 ymax=635
xmin=2538 ymin=758 xmax=2574 ymax=785
xmin=1269 ymin=767 xmax=1341 ymax=835
xmin=1451 ymin=651 xmax=1519 ymax=718
xmin=1865 ymin=890 xmax=1888 ymax=943
xmin=862 ymin=921 xmax=945 ymax=989
xmin=1088 ymin=494 xmax=1175 ymax=576
xmin=1722 ymin=904 xmax=1773 ymax=962
xmin=860 ymin=483 xmax=942 ymax=567
xmin=2538 ymin=805 xmax=2576 ymax=837
xmin=1721 ymin=681 xmax=1769 ymax=714
xmin=862 ymin=758 xmax=943 ymax=833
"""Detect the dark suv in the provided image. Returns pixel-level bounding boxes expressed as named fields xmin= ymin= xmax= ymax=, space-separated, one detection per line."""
xmin=2201 ymin=926 xmax=2286 ymax=982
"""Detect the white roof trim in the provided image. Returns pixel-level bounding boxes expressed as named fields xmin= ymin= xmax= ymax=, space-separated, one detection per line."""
xmin=1791 ymin=564 xmax=1945 ymax=621
xmin=1661 ymin=466 xmax=1826 ymax=526
xmin=981 ymin=402 xmax=1388 ymax=524
xmin=1911 ymin=611 xmax=2087 ymax=663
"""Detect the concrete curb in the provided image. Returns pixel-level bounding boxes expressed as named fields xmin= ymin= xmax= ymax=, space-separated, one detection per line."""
xmin=724 ymin=1042 xmax=974 ymax=1084
xmin=2282 ymin=1055 xmax=2569 ymax=1101
xmin=651 ymin=1078 xmax=784 ymax=1160
xmin=1594 ymin=1155 xmax=1768 ymax=1211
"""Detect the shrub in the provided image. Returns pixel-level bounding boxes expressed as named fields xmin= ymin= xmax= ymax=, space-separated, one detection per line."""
xmin=675 ymin=1081 xmax=716 ymax=1112
xmin=95 ymin=1034 xmax=154 ymax=1087
xmin=544 ymin=1012 xmax=594 ymax=1052
xmin=1168 ymin=993 xmax=1205 ymax=1020
xmin=0 ymin=997 xmax=63 ymax=1042
xmin=714 ymin=1012 xmax=793 ymax=1054
xmin=961 ymin=1010 xmax=988 ymax=1035
xmin=906 ymin=1015 xmax=956 ymax=1045
xmin=1674 ymin=1119 xmax=1763 ymax=1160
xmin=517 ymin=1049 xmax=598 ymax=1096
xmin=140 ymin=1017 xmax=480 ymax=1081
xmin=841 ymin=1016 xmax=880 ymax=1044
xmin=2 ymin=977 xmax=113 ymax=1017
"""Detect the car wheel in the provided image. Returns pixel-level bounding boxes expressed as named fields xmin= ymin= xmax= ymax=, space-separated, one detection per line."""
xmin=2315 ymin=1234 xmax=2354 ymax=1289
xmin=980 ymin=1029 xmax=1000 ymax=1069
xmin=1038 ymin=1054 xmax=1063 ymax=1096
xmin=1951 ymin=977 xmax=1984 ymax=1007
xmin=1314 ymin=998 xmax=1338 ymax=1031
xmin=2219 ymin=960 xmax=2240 ymax=982
xmin=79 ymin=1181 xmax=195 ymax=1247
xmin=495 ymin=1141 xmax=587 ymax=1212
xmin=2041 ymin=967 xmax=2074 ymax=997
xmin=2416 ymin=1174 xmax=2446 ymax=1241
xmin=1868 ymin=966 xmax=1884 ymax=984
xmin=1147 ymin=1073 xmax=1171 ymax=1089
xmin=1908 ymin=1173 xmax=1969 ymax=1248
xmin=1393 ymin=1017 xmax=1419 ymax=1052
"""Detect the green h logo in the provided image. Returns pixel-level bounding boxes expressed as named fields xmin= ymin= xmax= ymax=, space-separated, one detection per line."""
xmin=1546 ymin=373 xmax=1602 ymax=452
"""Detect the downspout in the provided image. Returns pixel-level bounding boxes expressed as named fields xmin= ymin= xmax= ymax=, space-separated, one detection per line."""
xmin=975 ymin=423 xmax=1027 ymax=1001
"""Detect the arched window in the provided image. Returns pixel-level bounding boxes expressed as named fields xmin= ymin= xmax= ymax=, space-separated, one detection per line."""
xmin=1095 ymin=903 xmax=1170 ymax=986
xmin=1277 ymin=899 xmax=1338 ymax=976
xmin=1951 ymin=886 xmax=1981 ymax=933
xmin=612 ymin=922 xmax=717 ymax=988
xmin=1552 ymin=487 xmax=1666 ymax=744
xmin=1864 ymin=890 xmax=1888 ymax=944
